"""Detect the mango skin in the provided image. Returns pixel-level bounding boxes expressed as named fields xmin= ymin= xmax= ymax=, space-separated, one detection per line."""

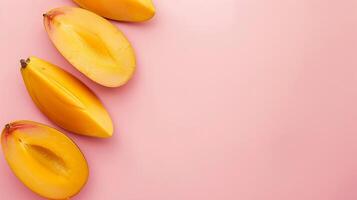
xmin=73 ymin=0 xmax=155 ymax=22
xmin=44 ymin=7 xmax=136 ymax=87
xmin=21 ymin=56 xmax=113 ymax=138
xmin=1 ymin=121 xmax=88 ymax=199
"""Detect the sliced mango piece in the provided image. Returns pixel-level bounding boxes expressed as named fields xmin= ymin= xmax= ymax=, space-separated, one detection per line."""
xmin=44 ymin=7 xmax=136 ymax=87
xmin=21 ymin=56 xmax=113 ymax=138
xmin=73 ymin=0 xmax=156 ymax=22
xmin=1 ymin=121 xmax=88 ymax=199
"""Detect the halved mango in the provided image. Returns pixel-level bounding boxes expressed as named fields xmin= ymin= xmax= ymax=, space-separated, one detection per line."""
xmin=1 ymin=121 xmax=88 ymax=199
xmin=73 ymin=0 xmax=156 ymax=22
xmin=21 ymin=56 xmax=113 ymax=138
xmin=44 ymin=7 xmax=136 ymax=87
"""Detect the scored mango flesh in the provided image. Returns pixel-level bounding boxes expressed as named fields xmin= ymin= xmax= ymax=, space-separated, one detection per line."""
xmin=44 ymin=7 xmax=136 ymax=87
xmin=1 ymin=121 xmax=88 ymax=199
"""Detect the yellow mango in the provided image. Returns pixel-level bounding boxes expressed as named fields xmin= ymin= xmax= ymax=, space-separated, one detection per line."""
xmin=73 ymin=0 xmax=156 ymax=22
xmin=1 ymin=120 xmax=88 ymax=199
xmin=21 ymin=56 xmax=113 ymax=138
xmin=44 ymin=7 xmax=136 ymax=87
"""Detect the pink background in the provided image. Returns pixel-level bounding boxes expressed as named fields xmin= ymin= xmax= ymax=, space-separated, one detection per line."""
xmin=1 ymin=0 xmax=357 ymax=199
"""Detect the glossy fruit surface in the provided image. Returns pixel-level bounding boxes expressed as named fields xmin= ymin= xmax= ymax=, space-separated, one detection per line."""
xmin=44 ymin=7 xmax=136 ymax=87
xmin=21 ymin=56 xmax=113 ymax=138
xmin=73 ymin=0 xmax=156 ymax=22
xmin=1 ymin=120 xmax=89 ymax=199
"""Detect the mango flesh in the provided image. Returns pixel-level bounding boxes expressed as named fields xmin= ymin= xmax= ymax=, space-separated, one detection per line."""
xmin=44 ymin=7 xmax=136 ymax=87
xmin=21 ymin=56 xmax=113 ymax=138
xmin=73 ymin=0 xmax=155 ymax=22
xmin=1 ymin=121 xmax=88 ymax=199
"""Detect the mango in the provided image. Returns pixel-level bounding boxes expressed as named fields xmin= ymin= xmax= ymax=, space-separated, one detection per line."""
xmin=43 ymin=7 xmax=136 ymax=87
xmin=21 ymin=56 xmax=113 ymax=138
xmin=1 ymin=120 xmax=88 ymax=199
xmin=73 ymin=0 xmax=156 ymax=22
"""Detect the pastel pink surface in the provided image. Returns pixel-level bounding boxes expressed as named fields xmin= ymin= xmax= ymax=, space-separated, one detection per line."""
xmin=1 ymin=0 xmax=357 ymax=199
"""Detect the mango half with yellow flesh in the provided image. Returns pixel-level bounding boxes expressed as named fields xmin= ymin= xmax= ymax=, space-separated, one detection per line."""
xmin=44 ymin=7 xmax=136 ymax=87
xmin=21 ymin=57 xmax=113 ymax=138
xmin=1 ymin=121 xmax=88 ymax=199
xmin=73 ymin=0 xmax=155 ymax=22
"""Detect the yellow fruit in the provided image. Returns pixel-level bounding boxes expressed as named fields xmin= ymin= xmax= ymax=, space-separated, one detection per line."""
xmin=73 ymin=0 xmax=155 ymax=22
xmin=1 ymin=120 xmax=88 ymax=199
xmin=21 ymin=56 xmax=113 ymax=138
xmin=44 ymin=7 xmax=136 ymax=87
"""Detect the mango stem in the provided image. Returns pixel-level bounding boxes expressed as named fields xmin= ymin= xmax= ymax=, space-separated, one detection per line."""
xmin=20 ymin=58 xmax=30 ymax=68
xmin=5 ymin=124 xmax=10 ymax=130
